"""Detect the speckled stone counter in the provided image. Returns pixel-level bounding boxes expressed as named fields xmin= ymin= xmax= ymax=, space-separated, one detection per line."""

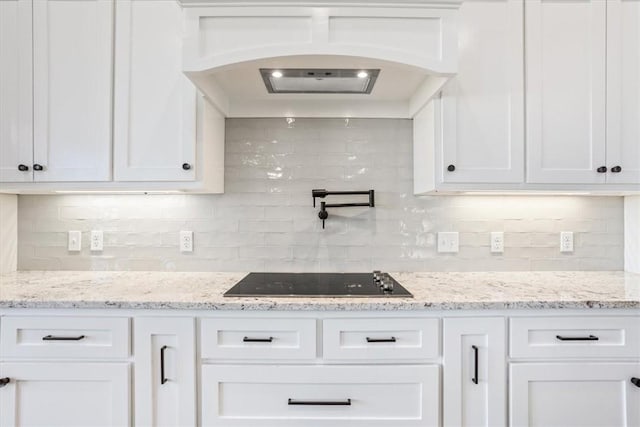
xmin=1 ymin=271 xmax=638 ymax=311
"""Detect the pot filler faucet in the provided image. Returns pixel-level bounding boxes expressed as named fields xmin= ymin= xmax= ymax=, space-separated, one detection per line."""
xmin=312 ymin=189 xmax=375 ymax=229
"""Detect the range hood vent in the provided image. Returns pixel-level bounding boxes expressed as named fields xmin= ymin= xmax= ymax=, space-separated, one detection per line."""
xmin=260 ymin=68 xmax=380 ymax=94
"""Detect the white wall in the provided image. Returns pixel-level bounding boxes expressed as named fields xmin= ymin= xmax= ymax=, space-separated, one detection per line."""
xmin=0 ymin=193 xmax=17 ymax=273
xmin=16 ymin=118 xmax=625 ymax=272
xmin=624 ymin=196 xmax=640 ymax=273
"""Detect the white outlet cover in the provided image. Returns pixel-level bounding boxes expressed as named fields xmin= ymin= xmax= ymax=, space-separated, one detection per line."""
xmin=180 ymin=231 xmax=193 ymax=253
xmin=560 ymin=231 xmax=574 ymax=252
xmin=490 ymin=231 xmax=504 ymax=253
xmin=437 ymin=232 xmax=459 ymax=253
xmin=68 ymin=230 xmax=81 ymax=252
xmin=90 ymin=230 xmax=103 ymax=251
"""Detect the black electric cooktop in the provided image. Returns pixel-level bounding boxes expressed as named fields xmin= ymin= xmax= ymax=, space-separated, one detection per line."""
xmin=224 ymin=272 xmax=412 ymax=298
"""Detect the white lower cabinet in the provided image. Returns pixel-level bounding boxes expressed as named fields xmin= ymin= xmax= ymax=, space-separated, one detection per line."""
xmin=443 ymin=317 xmax=506 ymax=427
xmin=510 ymin=362 xmax=640 ymax=427
xmin=201 ymin=364 xmax=439 ymax=427
xmin=134 ymin=317 xmax=196 ymax=427
xmin=0 ymin=362 xmax=130 ymax=427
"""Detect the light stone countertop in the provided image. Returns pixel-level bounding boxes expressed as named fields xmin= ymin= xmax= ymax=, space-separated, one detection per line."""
xmin=0 ymin=270 xmax=639 ymax=311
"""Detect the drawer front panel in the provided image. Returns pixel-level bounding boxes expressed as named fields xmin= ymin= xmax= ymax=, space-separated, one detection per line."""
xmin=201 ymin=365 xmax=439 ymax=426
xmin=510 ymin=316 xmax=640 ymax=359
xmin=0 ymin=316 xmax=130 ymax=359
xmin=200 ymin=318 xmax=316 ymax=360
xmin=323 ymin=318 xmax=440 ymax=360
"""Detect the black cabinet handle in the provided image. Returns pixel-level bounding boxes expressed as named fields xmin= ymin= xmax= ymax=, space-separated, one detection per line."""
xmin=243 ymin=336 xmax=274 ymax=343
xmin=556 ymin=335 xmax=599 ymax=341
xmin=472 ymin=345 xmax=479 ymax=385
xmin=42 ymin=335 xmax=85 ymax=341
xmin=33 ymin=164 xmax=44 ymax=171
xmin=611 ymin=166 xmax=622 ymax=173
xmin=182 ymin=163 xmax=191 ymax=170
xmin=447 ymin=164 xmax=455 ymax=172
xmin=366 ymin=337 xmax=396 ymax=343
xmin=288 ymin=398 xmax=351 ymax=406
xmin=18 ymin=164 xmax=29 ymax=171
xmin=0 ymin=378 xmax=9 ymax=388
xmin=597 ymin=166 xmax=607 ymax=173
xmin=631 ymin=377 xmax=640 ymax=388
xmin=160 ymin=345 xmax=168 ymax=385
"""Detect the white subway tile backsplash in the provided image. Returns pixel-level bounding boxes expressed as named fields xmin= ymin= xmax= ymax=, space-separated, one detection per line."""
xmin=16 ymin=118 xmax=624 ymax=272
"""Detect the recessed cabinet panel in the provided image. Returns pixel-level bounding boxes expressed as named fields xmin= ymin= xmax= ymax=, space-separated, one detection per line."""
xmin=510 ymin=363 xmax=640 ymax=427
xmin=440 ymin=0 xmax=524 ymax=184
xmin=0 ymin=0 xmax=33 ymax=183
xmin=113 ymin=0 xmax=196 ymax=182
xmin=0 ymin=362 xmax=130 ymax=427
xmin=526 ymin=0 xmax=607 ymax=184
xmin=201 ymin=364 xmax=440 ymax=426
xmin=32 ymin=0 xmax=113 ymax=182
xmin=606 ymin=0 xmax=640 ymax=185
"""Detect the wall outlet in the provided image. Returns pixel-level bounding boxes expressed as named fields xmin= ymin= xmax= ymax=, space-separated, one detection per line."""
xmin=180 ymin=231 xmax=193 ymax=253
xmin=560 ymin=231 xmax=574 ymax=252
xmin=490 ymin=231 xmax=504 ymax=253
xmin=437 ymin=232 xmax=459 ymax=253
xmin=90 ymin=230 xmax=103 ymax=251
xmin=68 ymin=230 xmax=82 ymax=252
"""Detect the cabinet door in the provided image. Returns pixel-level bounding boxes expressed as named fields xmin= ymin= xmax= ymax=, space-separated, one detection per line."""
xmin=443 ymin=317 xmax=506 ymax=427
xmin=606 ymin=0 xmax=640 ymax=185
xmin=0 ymin=0 xmax=33 ymax=183
xmin=510 ymin=362 xmax=640 ymax=427
xmin=0 ymin=362 xmax=130 ymax=427
xmin=32 ymin=0 xmax=113 ymax=182
xmin=440 ymin=0 xmax=524 ymax=184
xmin=525 ymin=0 xmax=607 ymax=184
xmin=134 ymin=317 xmax=196 ymax=427
xmin=113 ymin=0 xmax=196 ymax=182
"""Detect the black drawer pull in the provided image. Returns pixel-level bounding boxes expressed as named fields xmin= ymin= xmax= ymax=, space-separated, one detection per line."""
xmin=42 ymin=335 xmax=86 ymax=341
xmin=243 ymin=336 xmax=273 ymax=343
xmin=160 ymin=345 xmax=168 ymax=385
xmin=0 ymin=378 xmax=9 ymax=388
xmin=288 ymin=398 xmax=351 ymax=406
xmin=366 ymin=337 xmax=396 ymax=343
xmin=472 ymin=345 xmax=479 ymax=385
xmin=611 ymin=166 xmax=622 ymax=173
xmin=631 ymin=377 xmax=640 ymax=388
xmin=556 ymin=335 xmax=599 ymax=341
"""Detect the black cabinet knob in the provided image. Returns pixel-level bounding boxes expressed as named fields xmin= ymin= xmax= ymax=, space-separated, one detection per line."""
xmin=597 ymin=166 xmax=607 ymax=173
xmin=182 ymin=163 xmax=191 ymax=171
xmin=447 ymin=165 xmax=455 ymax=172
xmin=0 ymin=377 xmax=9 ymax=388
xmin=632 ymin=377 xmax=640 ymax=388
xmin=18 ymin=164 xmax=29 ymax=171
xmin=611 ymin=166 xmax=622 ymax=173
xmin=33 ymin=164 xmax=44 ymax=171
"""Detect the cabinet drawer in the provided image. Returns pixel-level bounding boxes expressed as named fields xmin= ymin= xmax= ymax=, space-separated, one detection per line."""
xmin=323 ymin=318 xmax=439 ymax=360
xmin=510 ymin=316 xmax=640 ymax=359
xmin=0 ymin=316 xmax=130 ymax=359
xmin=201 ymin=365 xmax=439 ymax=426
xmin=200 ymin=318 xmax=316 ymax=360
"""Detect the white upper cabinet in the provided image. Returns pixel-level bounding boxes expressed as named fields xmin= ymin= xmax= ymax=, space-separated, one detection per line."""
xmin=32 ymin=0 xmax=113 ymax=182
xmin=525 ymin=0 xmax=607 ymax=184
xmin=606 ymin=0 xmax=640 ymax=185
xmin=113 ymin=0 xmax=197 ymax=182
xmin=440 ymin=0 xmax=524 ymax=184
xmin=0 ymin=0 xmax=33 ymax=183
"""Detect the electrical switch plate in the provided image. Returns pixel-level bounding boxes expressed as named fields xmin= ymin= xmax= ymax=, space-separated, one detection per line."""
xmin=90 ymin=230 xmax=103 ymax=251
xmin=437 ymin=232 xmax=459 ymax=253
xmin=68 ymin=230 xmax=81 ymax=252
xmin=180 ymin=231 xmax=193 ymax=253
xmin=560 ymin=231 xmax=574 ymax=252
xmin=490 ymin=231 xmax=504 ymax=253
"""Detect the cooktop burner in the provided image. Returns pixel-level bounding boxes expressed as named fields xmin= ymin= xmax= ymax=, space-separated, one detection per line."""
xmin=224 ymin=272 xmax=412 ymax=298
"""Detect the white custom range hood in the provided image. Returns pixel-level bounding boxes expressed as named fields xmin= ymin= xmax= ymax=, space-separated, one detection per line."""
xmin=181 ymin=1 xmax=462 ymax=118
